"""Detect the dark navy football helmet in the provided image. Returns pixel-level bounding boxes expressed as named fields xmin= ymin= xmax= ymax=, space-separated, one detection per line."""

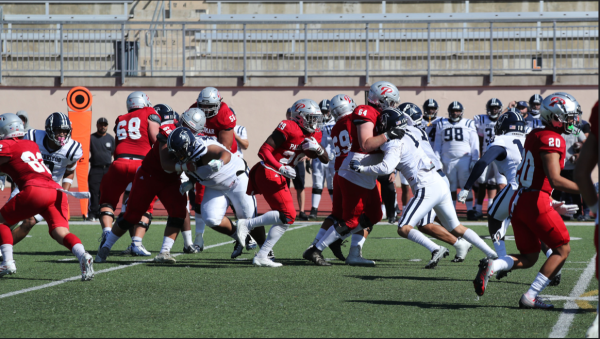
xmin=167 ymin=127 xmax=198 ymax=163
xmin=398 ymin=102 xmax=423 ymax=126
xmin=154 ymin=104 xmax=177 ymax=125
xmin=529 ymin=94 xmax=544 ymax=115
xmin=318 ymin=99 xmax=332 ymax=121
xmin=486 ymin=98 xmax=503 ymax=121
xmin=422 ymin=98 xmax=439 ymax=121
xmin=45 ymin=112 xmax=72 ymax=146
xmin=494 ymin=110 xmax=526 ymax=135
xmin=447 ymin=101 xmax=464 ymax=122
xmin=375 ymin=107 xmax=408 ymax=136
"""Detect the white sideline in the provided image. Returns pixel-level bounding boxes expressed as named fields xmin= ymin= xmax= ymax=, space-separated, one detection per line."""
xmin=548 ymin=255 xmax=597 ymax=338
xmin=0 ymin=223 xmax=315 ymax=300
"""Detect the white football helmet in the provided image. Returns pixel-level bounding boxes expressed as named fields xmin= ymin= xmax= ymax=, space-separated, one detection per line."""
xmin=367 ymin=81 xmax=400 ymax=111
xmin=180 ymin=108 xmax=207 ymax=134
xmin=196 ymin=87 xmax=222 ymax=119
xmin=290 ymin=99 xmax=322 ymax=133
xmin=539 ymin=92 xmax=582 ymax=134
xmin=330 ymin=94 xmax=356 ymax=121
xmin=126 ymin=91 xmax=152 ymax=111
xmin=0 ymin=113 xmax=26 ymax=140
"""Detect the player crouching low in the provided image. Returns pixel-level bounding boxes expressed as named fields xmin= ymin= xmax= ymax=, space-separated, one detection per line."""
xmin=0 ymin=113 xmax=93 ymax=281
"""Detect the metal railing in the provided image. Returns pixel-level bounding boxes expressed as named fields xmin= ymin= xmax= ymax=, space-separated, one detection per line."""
xmin=0 ymin=19 xmax=597 ymax=84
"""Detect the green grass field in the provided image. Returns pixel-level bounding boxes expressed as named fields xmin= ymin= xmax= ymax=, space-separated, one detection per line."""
xmin=0 ymin=222 xmax=596 ymax=338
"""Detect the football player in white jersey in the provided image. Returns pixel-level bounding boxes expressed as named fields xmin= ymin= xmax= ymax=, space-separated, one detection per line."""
xmin=505 ymin=101 xmax=544 ymax=133
xmin=9 ymin=112 xmax=83 ymax=243
xmin=422 ymin=98 xmax=441 ymax=148
xmin=350 ymin=108 xmax=497 ymax=264
xmin=434 ymin=101 xmax=480 ymax=210
xmin=471 ymin=98 xmax=507 ymax=220
xmin=528 ymin=94 xmax=544 ymax=119
xmin=309 ymin=99 xmax=335 ymax=219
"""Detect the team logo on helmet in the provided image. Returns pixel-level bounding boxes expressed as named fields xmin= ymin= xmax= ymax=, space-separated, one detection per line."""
xmin=295 ymin=103 xmax=306 ymax=110
xmin=344 ymin=96 xmax=352 ymax=103
xmin=381 ymin=87 xmax=393 ymax=95
xmin=549 ymin=96 xmax=566 ymax=107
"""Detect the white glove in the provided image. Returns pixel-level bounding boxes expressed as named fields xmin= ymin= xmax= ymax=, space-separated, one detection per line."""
xmin=457 ymin=189 xmax=469 ymax=204
xmin=0 ymin=175 xmax=5 ymax=191
xmin=469 ymin=160 xmax=477 ymax=171
xmin=302 ymin=137 xmax=324 ymax=155
xmin=175 ymin=162 xmax=196 ymax=174
xmin=552 ymin=200 xmax=579 ymax=217
xmin=179 ymin=181 xmax=194 ymax=195
xmin=208 ymin=159 xmax=223 ymax=173
xmin=279 ymin=165 xmax=296 ymax=179
xmin=349 ymin=159 xmax=363 ymax=173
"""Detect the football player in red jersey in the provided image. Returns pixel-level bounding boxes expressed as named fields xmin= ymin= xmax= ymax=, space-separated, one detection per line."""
xmin=97 ymin=91 xmax=161 ymax=255
xmin=303 ymin=82 xmax=406 ymax=266
xmin=235 ymin=99 xmax=328 ymax=267
xmin=473 ymin=93 xmax=582 ymax=309
xmin=95 ymin=107 xmax=206 ymax=263
xmin=574 ymin=100 xmax=598 ymax=337
xmin=0 ymin=113 xmax=94 ymax=281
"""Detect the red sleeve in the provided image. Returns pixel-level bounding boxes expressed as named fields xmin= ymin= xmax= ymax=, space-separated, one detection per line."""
xmin=218 ymin=103 xmax=237 ymax=130
xmin=0 ymin=141 xmax=11 ymax=157
xmin=275 ymin=120 xmax=292 ymax=140
xmin=313 ymin=130 xmax=323 ymax=144
xmin=258 ymin=143 xmax=282 ymax=170
xmin=159 ymin=124 xmax=176 ymax=138
xmin=352 ymin=105 xmax=378 ymax=125
xmin=590 ymin=101 xmax=598 ymax=139
xmin=538 ymin=132 xmax=566 ymax=154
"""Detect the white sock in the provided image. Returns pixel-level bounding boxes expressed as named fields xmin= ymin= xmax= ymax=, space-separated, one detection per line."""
xmin=195 ymin=218 xmax=206 ymax=236
xmin=351 ymin=234 xmax=366 ymax=248
xmin=182 ymin=230 xmax=193 ymax=247
xmin=257 ymin=224 xmax=287 ymax=258
xmin=316 ymin=226 xmax=341 ymax=251
xmin=466 ymin=200 xmax=473 ymax=211
xmin=488 ymin=198 xmax=494 ymax=206
xmin=476 ymin=204 xmax=483 ymax=213
xmin=493 ymin=240 xmax=507 ymax=257
xmin=1 ymin=244 xmax=14 ymax=263
xmin=462 ymin=228 xmax=497 ymax=258
xmin=102 ymin=227 xmax=112 ymax=234
xmin=525 ymin=272 xmax=551 ymax=300
xmin=71 ymin=243 xmax=86 ymax=261
xmin=312 ymin=194 xmax=321 ymax=209
xmin=247 ymin=211 xmax=282 ymax=230
xmin=545 ymin=248 xmax=553 ymax=258
xmin=102 ymin=231 xmax=121 ymax=250
xmin=381 ymin=204 xmax=386 ymax=216
xmin=490 ymin=255 xmax=514 ymax=275
xmin=407 ymin=229 xmax=440 ymax=253
xmin=312 ymin=228 xmax=327 ymax=246
xmin=160 ymin=237 xmax=175 ymax=254
xmin=132 ymin=236 xmax=143 ymax=246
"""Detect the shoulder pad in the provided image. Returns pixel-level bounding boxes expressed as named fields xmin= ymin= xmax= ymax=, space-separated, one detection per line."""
xmin=148 ymin=113 xmax=161 ymax=124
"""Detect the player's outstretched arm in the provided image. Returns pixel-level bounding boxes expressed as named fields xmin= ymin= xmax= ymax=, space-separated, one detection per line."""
xmin=218 ymin=129 xmax=234 ymax=151
xmin=234 ymin=131 xmax=249 ymax=150
xmin=62 ymin=170 xmax=75 ymax=191
xmin=541 ymin=151 xmax=579 ymax=195
xmin=356 ymin=121 xmax=387 ymax=153
xmin=574 ymin=132 xmax=598 ymax=212
xmin=147 ymin=118 xmax=160 ymax=145
xmin=356 ymin=144 xmax=401 ymax=176
xmin=463 ymin=146 xmax=506 ymax=192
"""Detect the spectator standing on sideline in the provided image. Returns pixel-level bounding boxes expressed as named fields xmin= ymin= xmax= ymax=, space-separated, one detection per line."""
xmin=88 ymin=117 xmax=115 ymax=221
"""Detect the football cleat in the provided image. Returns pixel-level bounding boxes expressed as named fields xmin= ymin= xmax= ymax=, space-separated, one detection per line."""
xmin=329 ymin=238 xmax=346 ymax=261
xmin=467 ymin=210 xmax=484 ymax=221
xmin=235 ymin=219 xmax=250 ymax=251
xmin=183 ymin=244 xmax=202 ymax=254
xmin=131 ymin=243 xmax=151 ymax=256
xmin=95 ymin=246 xmax=110 ymax=263
xmin=586 ymin=315 xmax=598 ymax=338
xmin=451 ymin=238 xmax=473 ymax=263
xmin=302 ymin=246 xmax=331 ymax=266
xmin=253 ymin=256 xmax=282 ymax=267
xmin=473 ymin=258 xmax=494 ymax=296
xmin=193 ymin=233 xmax=204 ymax=252
xmin=309 ymin=207 xmax=318 ymax=220
xmin=345 ymin=246 xmax=375 ymax=266
xmin=245 ymin=235 xmax=257 ymax=251
xmin=120 ymin=244 xmax=133 ymax=256
xmin=518 ymin=294 xmax=554 ymax=309
xmin=496 ymin=269 xmax=511 ymax=280
xmin=549 ymin=271 xmax=562 ymax=287
xmin=425 ymin=246 xmax=449 ymax=269
xmin=231 ymin=241 xmax=244 ymax=259
xmin=388 ymin=216 xmax=398 ymax=224
xmin=0 ymin=260 xmax=16 ymax=277
xmin=267 ymin=250 xmax=275 ymax=260
xmin=154 ymin=252 xmax=177 ymax=264
xmin=79 ymin=253 xmax=94 ymax=281
xmin=298 ymin=212 xmax=310 ymax=221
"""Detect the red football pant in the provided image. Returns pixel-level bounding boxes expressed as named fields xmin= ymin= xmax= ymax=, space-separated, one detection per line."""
xmin=195 ymin=183 xmax=206 ymax=205
xmin=1 ymin=186 xmax=69 ymax=233
xmin=339 ymin=176 xmax=382 ymax=229
xmin=511 ymin=190 xmax=570 ymax=254
xmin=124 ymin=167 xmax=187 ymax=224
xmin=249 ymin=164 xmax=296 ymax=224
xmin=100 ymin=158 xmax=143 ymax=210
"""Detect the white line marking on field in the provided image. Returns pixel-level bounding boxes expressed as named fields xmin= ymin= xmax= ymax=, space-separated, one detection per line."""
xmin=549 ymin=255 xmax=597 ymax=338
xmin=57 ymin=258 xmax=77 ymax=262
xmin=0 ymin=223 xmax=315 ymax=300
xmin=539 ymin=295 xmax=599 ymax=302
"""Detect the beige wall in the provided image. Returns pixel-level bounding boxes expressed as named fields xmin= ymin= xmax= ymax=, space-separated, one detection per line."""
xmin=1 ymin=85 xmax=597 ymax=187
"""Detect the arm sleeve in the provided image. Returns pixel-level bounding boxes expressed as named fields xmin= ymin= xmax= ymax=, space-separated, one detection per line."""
xmin=361 ymin=143 xmax=402 ymax=176
xmin=258 ymin=142 xmax=282 ymax=170
xmin=463 ymin=146 xmax=507 ymax=190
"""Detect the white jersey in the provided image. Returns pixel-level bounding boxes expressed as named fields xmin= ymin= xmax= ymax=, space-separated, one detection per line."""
xmin=487 ymin=133 xmax=526 ymax=188
xmin=421 ymin=117 xmax=441 ymax=149
xmin=25 ymin=129 xmax=82 ymax=184
xmin=186 ymin=136 xmax=245 ymax=190
xmin=434 ymin=118 xmax=479 ymax=163
xmin=233 ymin=125 xmax=247 ymax=158
xmin=525 ymin=116 xmax=544 ymax=134
xmin=408 ymin=126 xmax=442 ymax=171
xmin=320 ymin=117 xmax=336 ymax=162
xmin=474 ymin=114 xmax=497 ymax=153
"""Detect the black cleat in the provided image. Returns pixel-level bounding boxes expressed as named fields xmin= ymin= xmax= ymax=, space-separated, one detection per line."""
xmin=309 ymin=207 xmax=318 ymax=220
xmin=496 ymin=269 xmax=511 ymax=280
xmin=549 ymin=272 xmax=562 ymax=286
xmin=298 ymin=212 xmax=310 ymax=221
xmin=467 ymin=210 xmax=483 ymax=221
xmin=473 ymin=258 xmax=493 ymax=296
xmin=329 ymin=239 xmax=346 ymax=261
xmin=302 ymin=246 xmax=331 ymax=266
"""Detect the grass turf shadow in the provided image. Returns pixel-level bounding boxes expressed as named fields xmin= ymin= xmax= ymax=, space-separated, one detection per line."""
xmin=346 ymin=299 xmax=562 ymax=311
xmin=345 ymin=275 xmax=530 ymax=286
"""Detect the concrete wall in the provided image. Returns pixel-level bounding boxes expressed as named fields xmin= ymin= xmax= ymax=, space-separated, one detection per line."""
xmin=1 ymin=84 xmax=596 ymax=187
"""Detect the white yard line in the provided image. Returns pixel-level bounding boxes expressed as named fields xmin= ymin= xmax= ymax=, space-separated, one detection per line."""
xmin=549 ymin=255 xmax=597 ymax=338
xmin=0 ymin=223 xmax=315 ymax=300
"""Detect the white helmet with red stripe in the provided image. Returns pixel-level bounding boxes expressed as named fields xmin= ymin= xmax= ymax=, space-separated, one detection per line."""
xmin=126 ymin=91 xmax=152 ymax=112
xmin=197 ymin=87 xmax=223 ymax=119
xmin=290 ymin=99 xmax=322 ymax=133
xmin=540 ymin=92 xmax=582 ymax=134
xmin=330 ymin=94 xmax=356 ymax=121
xmin=367 ymin=81 xmax=400 ymax=111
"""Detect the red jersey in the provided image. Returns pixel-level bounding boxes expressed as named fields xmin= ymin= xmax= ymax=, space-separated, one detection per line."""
xmin=350 ymin=105 xmax=381 ymax=154
xmin=140 ymin=124 xmax=180 ymax=181
xmin=189 ymin=101 xmax=238 ymax=153
xmin=269 ymin=120 xmax=322 ymax=168
xmin=0 ymin=138 xmax=60 ymax=189
xmin=516 ymin=128 xmax=566 ymax=195
xmin=114 ymin=107 xmax=160 ymax=159
xmin=331 ymin=114 xmax=354 ymax=171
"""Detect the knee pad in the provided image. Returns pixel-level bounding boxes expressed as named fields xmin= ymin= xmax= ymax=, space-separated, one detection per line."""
xmin=138 ymin=212 xmax=153 ymax=230
xmin=100 ymin=203 xmax=114 ymax=211
xmin=99 ymin=210 xmax=115 ymax=220
xmin=116 ymin=215 xmax=135 ymax=231
xmin=334 ymin=219 xmax=351 ymax=237
xmin=166 ymin=217 xmax=185 ymax=230
xmin=359 ymin=214 xmax=374 ymax=230
xmin=486 ymin=184 xmax=498 ymax=191
xmin=312 ymin=188 xmax=323 ymax=195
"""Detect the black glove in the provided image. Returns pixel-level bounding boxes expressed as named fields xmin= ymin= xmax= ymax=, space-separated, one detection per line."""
xmin=306 ymin=159 xmax=311 ymax=174
xmin=385 ymin=127 xmax=406 ymax=141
